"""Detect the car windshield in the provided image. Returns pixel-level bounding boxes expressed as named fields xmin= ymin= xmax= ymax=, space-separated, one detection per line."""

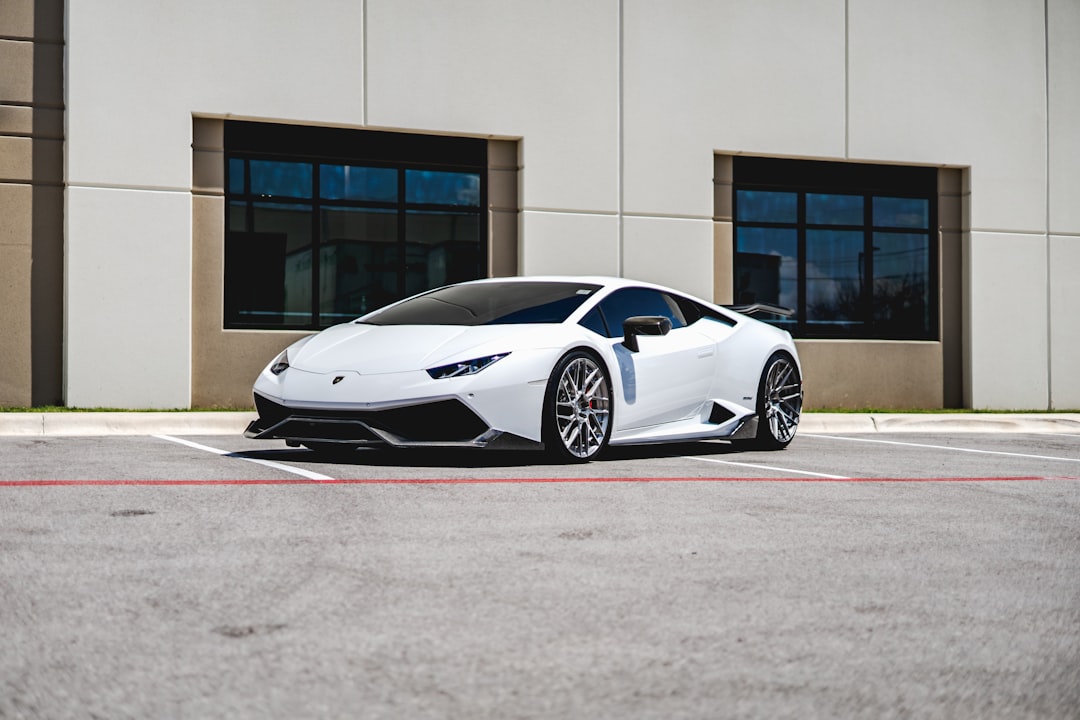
xmin=362 ymin=281 xmax=602 ymax=326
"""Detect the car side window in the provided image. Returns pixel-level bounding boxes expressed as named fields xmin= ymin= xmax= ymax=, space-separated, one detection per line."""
xmin=578 ymin=307 xmax=610 ymax=336
xmin=595 ymin=288 xmax=688 ymax=338
xmin=676 ymin=295 xmax=737 ymax=328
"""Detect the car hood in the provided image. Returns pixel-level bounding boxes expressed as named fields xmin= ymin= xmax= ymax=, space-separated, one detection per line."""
xmin=288 ymin=323 xmax=550 ymax=375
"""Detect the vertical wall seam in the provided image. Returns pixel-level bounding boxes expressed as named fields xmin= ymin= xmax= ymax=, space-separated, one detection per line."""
xmin=844 ymin=0 xmax=850 ymax=159
xmin=362 ymin=0 xmax=368 ymax=126
xmin=1045 ymin=0 xmax=1052 ymax=409
xmin=617 ymin=0 xmax=624 ymax=277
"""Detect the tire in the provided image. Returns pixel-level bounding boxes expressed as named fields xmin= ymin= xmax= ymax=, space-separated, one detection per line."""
xmin=542 ymin=350 xmax=613 ymax=463
xmin=744 ymin=352 xmax=803 ymax=450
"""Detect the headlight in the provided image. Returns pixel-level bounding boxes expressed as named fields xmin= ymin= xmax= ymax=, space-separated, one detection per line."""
xmin=270 ymin=351 xmax=289 ymax=375
xmin=266 ymin=335 xmax=314 ymax=376
xmin=426 ymin=353 xmax=509 ymax=379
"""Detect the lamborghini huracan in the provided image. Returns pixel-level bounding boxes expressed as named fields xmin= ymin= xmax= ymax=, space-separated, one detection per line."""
xmin=244 ymin=276 xmax=803 ymax=462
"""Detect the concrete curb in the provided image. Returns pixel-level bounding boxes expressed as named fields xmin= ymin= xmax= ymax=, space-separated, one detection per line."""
xmin=0 ymin=412 xmax=257 ymax=437
xmin=798 ymin=413 xmax=1080 ymax=435
xmin=1 ymin=411 xmax=1078 ymax=437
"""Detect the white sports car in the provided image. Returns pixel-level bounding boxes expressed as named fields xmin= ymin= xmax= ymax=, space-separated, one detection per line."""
xmin=245 ymin=276 xmax=803 ymax=462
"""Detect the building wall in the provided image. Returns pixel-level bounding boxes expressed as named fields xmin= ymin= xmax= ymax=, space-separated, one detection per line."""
xmin=49 ymin=0 xmax=1080 ymax=409
xmin=1048 ymin=0 xmax=1080 ymax=409
xmin=0 ymin=0 xmax=63 ymax=407
xmin=64 ymin=0 xmax=367 ymax=408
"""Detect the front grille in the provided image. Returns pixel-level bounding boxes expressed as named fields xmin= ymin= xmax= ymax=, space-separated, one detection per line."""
xmin=252 ymin=395 xmax=489 ymax=443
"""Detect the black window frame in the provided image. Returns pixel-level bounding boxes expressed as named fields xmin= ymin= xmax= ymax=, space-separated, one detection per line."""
xmin=224 ymin=122 xmax=488 ymax=331
xmin=733 ymin=157 xmax=939 ymax=341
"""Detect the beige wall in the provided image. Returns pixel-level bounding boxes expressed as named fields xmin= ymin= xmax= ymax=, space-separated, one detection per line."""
xmin=796 ymin=340 xmax=944 ymax=410
xmin=0 ymin=0 xmax=63 ymax=407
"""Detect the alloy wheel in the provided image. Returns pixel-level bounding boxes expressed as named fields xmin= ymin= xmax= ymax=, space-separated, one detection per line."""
xmin=553 ymin=356 xmax=611 ymax=459
xmin=763 ymin=355 xmax=802 ymax=444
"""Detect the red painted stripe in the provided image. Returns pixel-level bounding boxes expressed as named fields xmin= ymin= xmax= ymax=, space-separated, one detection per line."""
xmin=0 ymin=475 xmax=1073 ymax=487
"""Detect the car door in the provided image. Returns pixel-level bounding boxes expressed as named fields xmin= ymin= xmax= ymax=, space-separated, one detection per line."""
xmin=595 ymin=288 xmax=718 ymax=430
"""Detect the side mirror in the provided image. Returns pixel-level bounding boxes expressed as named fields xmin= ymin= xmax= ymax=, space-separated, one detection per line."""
xmin=622 ymin=315 xmax=672 ymax=352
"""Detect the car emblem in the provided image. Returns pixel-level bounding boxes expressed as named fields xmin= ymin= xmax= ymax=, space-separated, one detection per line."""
xmin=332 ymin=376 xmax=345 ymax=385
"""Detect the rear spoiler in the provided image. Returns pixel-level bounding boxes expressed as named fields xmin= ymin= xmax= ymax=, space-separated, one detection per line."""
xmin=724 ymin=303 xmax=795 ymax=318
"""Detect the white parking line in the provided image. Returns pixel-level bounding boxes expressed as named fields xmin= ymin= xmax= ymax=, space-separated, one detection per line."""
xmin=680 ymin=455 xmax=850 ymax=479
xmin=154 ymin=435 xmax=335 ymax=481
xmin=807 ymin=434 xmax=1080 ymax=464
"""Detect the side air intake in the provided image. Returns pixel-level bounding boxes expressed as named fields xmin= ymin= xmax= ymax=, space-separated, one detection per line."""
xmin=708 ymin=403 xmax=736 ymax=425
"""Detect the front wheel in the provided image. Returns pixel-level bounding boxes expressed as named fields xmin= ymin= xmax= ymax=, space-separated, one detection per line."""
xmin=745 ymin=352 xmax=803 ymax=450
xmin=542 ymin=351 xmax=613 ymax=463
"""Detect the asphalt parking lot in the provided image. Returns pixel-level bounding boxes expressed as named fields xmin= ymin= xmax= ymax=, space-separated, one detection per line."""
xmin=2 ymin=428 xmax=1079 ymax=719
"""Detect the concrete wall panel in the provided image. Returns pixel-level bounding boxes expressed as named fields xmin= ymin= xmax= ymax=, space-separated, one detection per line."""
xmin=849 ymin=0 xmax=1047 ymax=234
xmin=65 ymin=188 xmax=192 ymax=408
xmin=520 ymin=212 xmax=619 ymax=278
xmin=622 ymin=216 xmax=713 ymax=301
xmin=0 ymin=243 xmax=32 ymax=407
xmin=966 ymin=231 xmax=1049 ymax=409
xmin=365 ymin=0 xmax=618 ymax=214
xmin=1049 ymin=236 xmax=1080 ymax=409
xmin=0 ymin=40 xmax=34 ymax=103
xmin=796 ymin=340 xmax=943 ymax=410
xmin=1049 ymin=0 xmax=1080 ymax=235
xmin=65 ymin=0 xmax=366 ymax=191
xmin=622 ymin=0 xmax=846 ymax=219
xmin=0 ymin=0 xmax=36 ymax=37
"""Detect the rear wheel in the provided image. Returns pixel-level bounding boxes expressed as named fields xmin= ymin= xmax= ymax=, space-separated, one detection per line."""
xmin=543 ymin=351 xmax=613 ymax=463
xmin=745 ymin=352 xmax=803 ymax=450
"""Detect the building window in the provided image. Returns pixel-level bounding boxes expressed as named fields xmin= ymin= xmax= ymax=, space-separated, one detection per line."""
xmin=224 ymin=122 xmax=487 ymax=329
xmin=733 ymin=157 xmax=938 ymax=340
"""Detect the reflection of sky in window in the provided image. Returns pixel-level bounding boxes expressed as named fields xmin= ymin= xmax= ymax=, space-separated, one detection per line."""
xmin=736 ymin=226 xmax=797 ymax=309
xmin=807 ymin=194 xmax=863 ymax=226
xmin=320 ymin=165 xmax=397 ymax=202
xmin=228 ymin=158 xmax=245 ymax=194
xmin=406 ymin=170 xmax=480 ymax=206
xmin=736 ymin=190 xmax=797 ymax=223
xmin=874 ymin=232 xmax=929 ymax=282
xmin=806 ymin=230 xmax=862 ymax=319
xmin=873 ymin=197 xmax=928 ymax=228
xmin=250 ymin=160 xmax=312 ymax=199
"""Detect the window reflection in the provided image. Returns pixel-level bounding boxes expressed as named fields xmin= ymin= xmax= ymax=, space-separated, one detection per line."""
xmin=874 ymin=197 xmax=929 ymax=229
xmin=250 ymin=161 xmax=312 ymax=199
xmin=806 ymin=194 xmax=863 ymax=226
xmin=735 ymin=226 xmax=798 ymax=324
xmin=225 ymin=135 xmax=486 ymax=329
xmin=736 ymin=190 xmax=797 ymax=224
xmin=405 ymin=210 xmax=481 ymax=293
xmin=247 ymin=202 xmax=314 ymax=325
xmin=806 ymin=230 xmax=864 ymax=327
xmin=228 ymin=158 xmax=245 ymax=194
xmin=319 ymin=207 xmax=398 ymax=322
xmin=320 ymin=165 xmax=397 ymax=203
xmin=732 ymin=158 xmax=936 ymax=340
xmin=405 ymin=170 xmax=481 ymax=206
xmin=873 ymin=232 xmax=929 ymax=336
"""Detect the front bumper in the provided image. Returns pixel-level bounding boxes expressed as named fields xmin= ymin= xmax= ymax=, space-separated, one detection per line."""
xmin=245 ymin=393 xmax=542 ymax=450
